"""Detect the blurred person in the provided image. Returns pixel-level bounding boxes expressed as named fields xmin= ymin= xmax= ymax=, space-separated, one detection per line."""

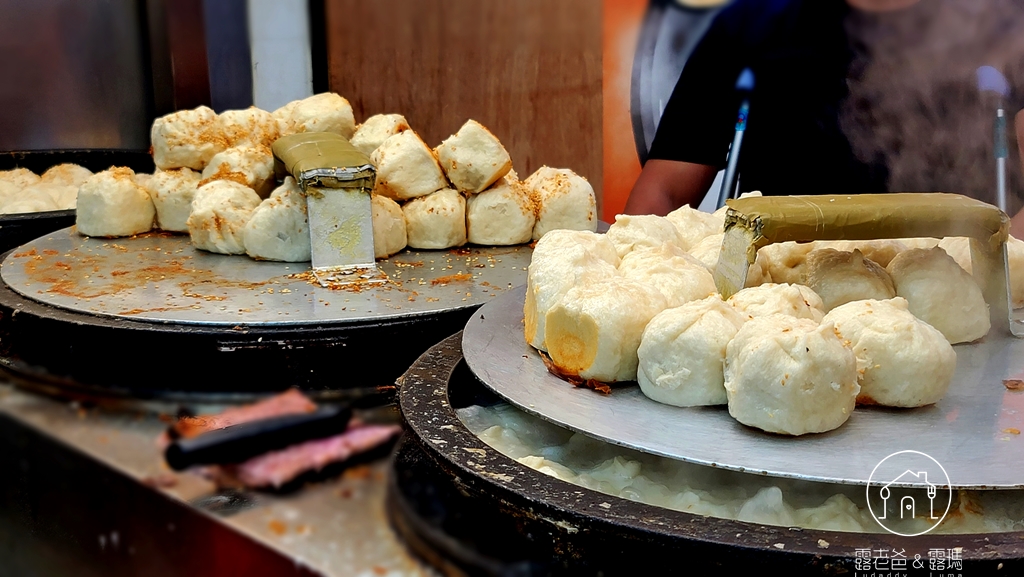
xmin=625 ymin=0 xmax=1024 ymax=236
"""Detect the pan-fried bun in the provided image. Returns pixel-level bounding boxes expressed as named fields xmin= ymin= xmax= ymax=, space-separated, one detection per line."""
xmin=544 ymin=275 xmax=668 ymax=383
xmin=605 ymin=214 xmax=685 ymax=258
xmin=243 ymin=177 xmax=311 ymax=262
xmin=618 ymin=244 xmax=715 ymax=307
xmin=805 ymin=248 xmax=896 ymax=312
xmin=725 ymin=314 xmax=859 ymax=436
xmin=823 ymin=298 xmax=955 ymax=407
xmin=526 ymin=167 xmax=597 ymax=240
xmin=76 ymin=167 xmax=155 ymax=237
xmin=727 ymin=283 xmax=825 ymax=322
xmin=145 ymin=168 xmax=201 ymax=232
xmin=466 ymin=172 xmax=535 ymax=246
xmin=435 ymin=119 xmax=513 ymax=194
xmin=151 ymin=106 xmax=226 ymax=170
xmin=887 ymin=247 xmax=989 ymax=344
xmin=403 ymin=188 xmax=466 ymax=249
xmin=637 ymin=295 xmax=746 ymax=407
xmin=187 ymin=180 xmax=261 ymax=255
xmin=525 ymin=229 xmax=619 ymax=351
xmin=371 ymin=194 xmax=407 ymax=259
xmin=371 ymin=130 xmax=448 ymax=201
xmin=351 ymin=114 xmax=410 ymax=157
xmin=689 ymin=232 xmax=770 ymax=287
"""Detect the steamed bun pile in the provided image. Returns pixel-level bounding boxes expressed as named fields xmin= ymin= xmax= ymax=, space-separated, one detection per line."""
xmin=60 ymin=93 xmax=597 ymax=263
xmin=525 ymin=209 xmax=1008 ymax=437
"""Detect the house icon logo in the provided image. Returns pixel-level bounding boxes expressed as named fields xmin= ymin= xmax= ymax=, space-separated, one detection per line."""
xmin=866 ymin=450 xmax=953 ymax=537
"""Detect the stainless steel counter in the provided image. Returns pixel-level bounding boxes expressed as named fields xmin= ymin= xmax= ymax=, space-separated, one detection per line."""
xmin=0 ymin=384 xmax=433 ymax=577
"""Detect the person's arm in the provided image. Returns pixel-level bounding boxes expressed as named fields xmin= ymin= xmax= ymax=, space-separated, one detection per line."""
xmin=1012 ymin=110 xmax=1024 ymax=238
xmin=623 ymin=160 xmax=720 ymax=216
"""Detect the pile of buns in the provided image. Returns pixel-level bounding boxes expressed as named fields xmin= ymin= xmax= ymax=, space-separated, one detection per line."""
xmin=526 ymin=198 xmax=1024 ymax=436
xmin=2 ymin=93 xmax=598 ymax=263
xmin=0 ymin=164 xmax=92 ymax=214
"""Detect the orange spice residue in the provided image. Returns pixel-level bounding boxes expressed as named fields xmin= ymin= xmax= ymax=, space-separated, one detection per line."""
xmin=267 ymin=520 xmax=287 ymax=535
xmin=431 ymin=273 xmax=472 ymax=286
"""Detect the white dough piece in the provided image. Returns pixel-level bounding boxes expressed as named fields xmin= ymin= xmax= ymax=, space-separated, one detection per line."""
xmin=403 ymin=188 xmax=466 ymax=249
xmin=466 ymin=172 xmax=535 ymax=246
xmin=887 ymin=247 xmax=990 ymax=344
xmin=688 ymin=232 xmax=770 ymax=288
xmin=526 ymin=167 xmax=597 ymax=241
xmin=544 ymin=275 xmax=668 ymax=383
xmin=605 ymin=214 xmax=685 ymax=258
xmin=897 ymin=237 xmax=941 ymax=250
xmin=813 ymin=239 xmax=907 ymax=268
xmin=0 ymin=168 xmax=40 ymax=189
xmin=525 ymin=229 xmax=620 ymax=351
xmin=665 ymin=204 xmax=720 ymax=250
xmin=0 ymin=181 xmax=21 ymax=208
xmin=243 ymin=178 xmax=310 ymax=262
xmin=637 ymin=295 xmax=747 ymax=407
xmin=435 ymin=119 xmax=513 ymax=193
xmin=273 ymin=92 xmax=356 ymax=139
xmin=823 ymin=298 xmax=956 ymax=408
xmin=351 ymin=114 xmax=410 ymax=156
xmin=76 ymin=167 xmax=155 ymax=237
xmin=35 ymin=183 xmax=78 ymax=210
xmin=200 ymin=146 xmax=275 ymax=198
xmin=618 ymin=244 xmax=716 ymax=308
xmin=144 ymin=168 xmax=201 ymax=232
xmin=370 ymin=131 xmax=448 ymax=201
xmin=2 ymin=189 xmax=60 ymax=214
xmin=937 ymin=235 xmax=1024 ymax=309
xmin=219 ymin=107 xmax=280 ymax=149
xmin=40 ymin=163 xmax=92 ymax=188
xmin=725 ymin=314 xmax=859 ymax=436
xmin=187 ymin=180 xmax=261 ymax=255
xmin=757 ymin=242 xmax=816 ymax=285
xmin=371 ymin=194 xmax=407 ymax=259
xmin=151 ymin=106 xmax=227 ymax=170
xmin=133 ymin=173 xmax=153 ymax=190
xmin=805 ymin=249 xmax=895 ymax=312
xmin=727 ymin=283 xmax=825 ymax=322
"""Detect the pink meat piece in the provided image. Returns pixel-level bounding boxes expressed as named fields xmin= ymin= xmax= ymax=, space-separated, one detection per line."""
xmin=232 ymin=424 xmax=402 ymax=488
xmin=174 ymin=389 xmax=317 ymax=439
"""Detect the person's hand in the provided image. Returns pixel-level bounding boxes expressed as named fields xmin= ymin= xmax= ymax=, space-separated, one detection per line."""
xmin=1011 ymin=207 xmax=1024 ymax=239
xmin=624 ymin=160 xmax=719 ymax=216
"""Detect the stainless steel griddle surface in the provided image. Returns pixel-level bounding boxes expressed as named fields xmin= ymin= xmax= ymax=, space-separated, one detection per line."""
xmin=463 ymin=286 xmax=1024 ymax=489
xmin=0 ymin=227 xmax=530 ymax=326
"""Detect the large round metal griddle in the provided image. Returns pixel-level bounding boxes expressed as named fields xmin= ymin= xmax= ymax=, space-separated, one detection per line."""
xmin=462 ymin=286 xmax=1024 ymax=490
xmin=392 ymin=332 xmax=1024 ymax=576
xmin=0 ymin=227 xmax=530 ymax=401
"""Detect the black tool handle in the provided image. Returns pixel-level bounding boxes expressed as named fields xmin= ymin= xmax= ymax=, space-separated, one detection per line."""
xmin=165 ymin=405 xmax=352 ymax=471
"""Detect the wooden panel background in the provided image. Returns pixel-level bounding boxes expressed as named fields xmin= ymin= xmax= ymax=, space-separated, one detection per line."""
xmin=325 ymin=0 xmax=604 ymax=208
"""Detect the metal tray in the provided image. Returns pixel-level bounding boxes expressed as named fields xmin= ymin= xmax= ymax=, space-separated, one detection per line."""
xmin=462 ymin=286 xmax=1024 ymax=489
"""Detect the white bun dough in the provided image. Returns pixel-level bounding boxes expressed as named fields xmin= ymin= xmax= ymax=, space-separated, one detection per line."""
xmin=524 ymin=229 xmax=620 ymax=351
xmin=0 ymin=168 xmax=40 ymax=189
xmin=637 ymin=295 xmax=747 ymax=407
xmin=725 ymin=314 xmax=859 ymax=436
xmin=805 ymin=248 xmax=896 ymax=312
xmin=145 ymin=168 xmax=201 ymax=232
xmin=40 ymin=163 xmax=93 ymax=188
xmin=727 ymin=283 xmax=825 ymax=322
xmin=466 ymin=172 xmax=536 ymax=246
xmin=435 ymin=119 xmax=513 ymax=193
xmin=2 ymin=188 xmax=61 ymax=214
xmin=605 ymin=214 xmax=685 ymax=258
xmin=813 ymin=239 xmax=908 ymax=268
xmin=938 ymin=235 xmax=1024 ymax=309
xmin=823 ymin=298 xmax=956 ymax=407
xmin=526 ymin=167 xmax=597 ymax=241
xmin=219 ymin=107 xmax=280 ymax=149
xmin=402 ymin=188 xmax=466 ymax=249
xmin=351 ymin=114 xmax=410 ymax=156
xmin=665 ymin=204 xmax=720 ymax=250
xmin=21 ymin=183 xmax=77 ymax=210
xmin=273 ymin=92 xmax=356 ymax=139
xmin=897 ymin=237 xmax=941 ymax=250
xmin=243 ymin=178 xmax=311 ymax=262
xmin=757 ymin=242 xmax=815 ymax=285
xmin=75 ymin=167 xmax=155 ymax=237
xmin=200 ymin=146 xmax=275 ymax=199
xmin=544 ymin=275 xmax=668 ymax=383
xmin=151 ymin=106 xmax=226 ymax=170
xmin=371 ymin=130 xmax=448 ymax=201
xmin=887 ymin=247 xmax=989 ymax=344
xmin=689 ymin=232 xmax=770 ymax=288
xmin=187 ymin=180 xmax=261 ymax=255
xmin=371 ymin=194 xmax=407 ymax=259
xmin=618 ymin=244 xmax=716 ymax=308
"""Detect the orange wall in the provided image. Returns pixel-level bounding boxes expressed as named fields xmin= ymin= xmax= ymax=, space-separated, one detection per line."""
xmin=602 ymin=0 xmax=647 ymax=221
